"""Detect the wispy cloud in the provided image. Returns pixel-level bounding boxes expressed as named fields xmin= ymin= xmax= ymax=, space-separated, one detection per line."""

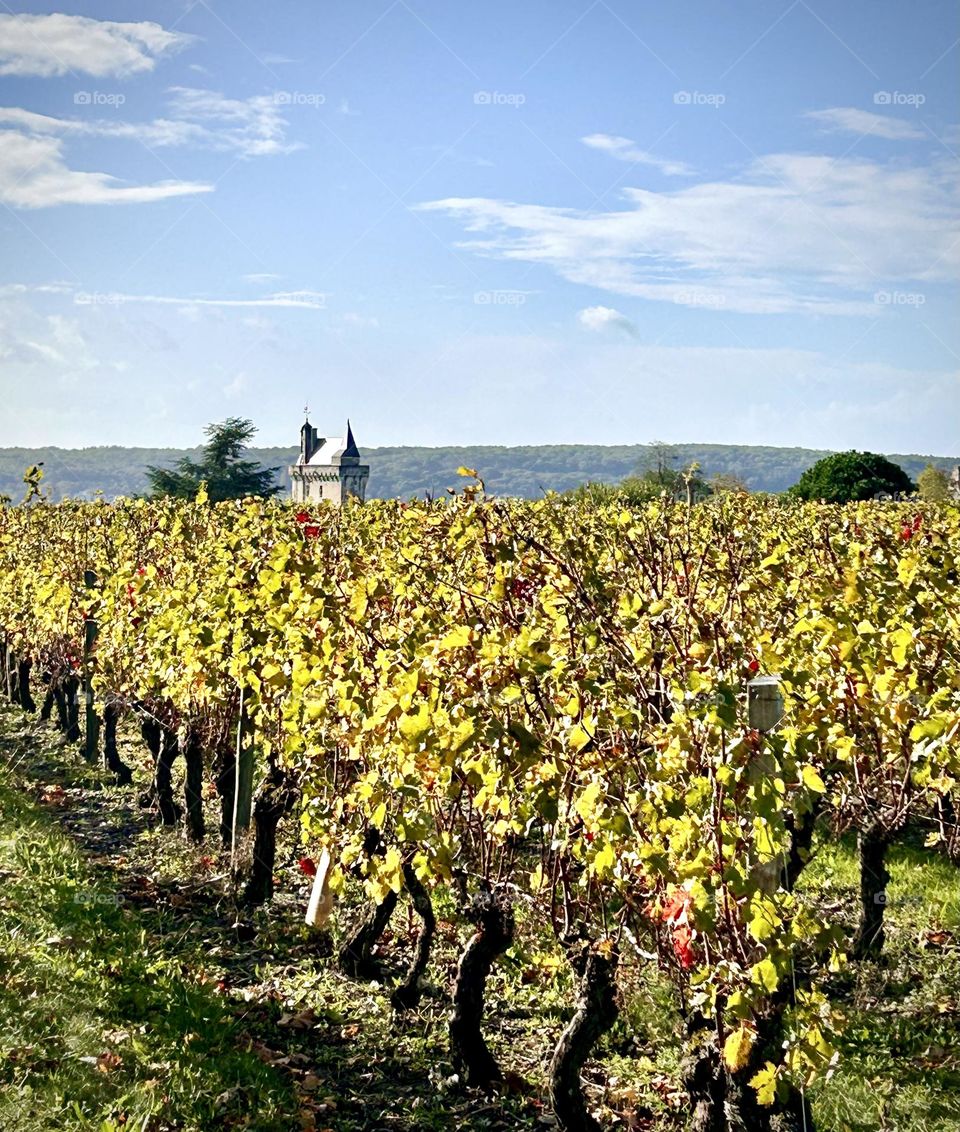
xmin=582 ymin=133 xmax=693 ymax=176
xmin=0 ymin=13 xmax=192 ymax=78
xmin=75 ymin=289 xmax=328 ymax=310
xmin=165 ymin=87 xmax=303 ymax=157
xmin=420 ymin=151 xmax=960 ymax=315
xmin=0 ymin=88 xmax=302 ymax=160
xmin=805 ymin=107 xmax=925 ymax=141
xmin=2 ymin=282 xmax=327 ymax=309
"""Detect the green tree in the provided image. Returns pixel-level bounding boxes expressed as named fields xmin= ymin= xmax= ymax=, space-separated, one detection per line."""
xmin=788 ymin=450 xmax=914 ymax=503
xmin=917 ymin=463 xmax=950 ymax=502
xmin=147 ymin=418 xmax=281 ymax=502
xmin=710 ymin=472 xmax=749 ymax=495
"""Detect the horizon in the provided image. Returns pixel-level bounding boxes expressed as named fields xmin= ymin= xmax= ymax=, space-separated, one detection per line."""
xmin=0 ymin=436 xmax=958 ymax=462
xmin=1 ymin=3 xmax=957 ymax=452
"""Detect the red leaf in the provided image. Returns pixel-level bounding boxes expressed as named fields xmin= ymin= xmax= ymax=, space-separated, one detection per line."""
xmin=298 ymin=857 xmax=317 ymax=877
xmin=672 ymin=923 xmax=695 ymax=969
xmin=661 ymin=886 xmax=691 ymax=925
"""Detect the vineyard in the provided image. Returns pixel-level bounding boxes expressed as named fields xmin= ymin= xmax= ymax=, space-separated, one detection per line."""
xmin=0 ymin=485 xmax=958 ymax=1132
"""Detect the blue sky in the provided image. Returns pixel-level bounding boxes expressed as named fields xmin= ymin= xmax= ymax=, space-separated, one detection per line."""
xmin=0 ymin=1 xmax=957 ymax=453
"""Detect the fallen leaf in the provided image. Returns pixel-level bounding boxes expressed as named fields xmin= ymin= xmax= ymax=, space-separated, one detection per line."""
xmin=96 ymin=1050 xmax=122 ymax=1073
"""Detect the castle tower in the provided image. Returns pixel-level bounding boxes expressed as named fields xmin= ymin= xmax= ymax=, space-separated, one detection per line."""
xmin=289 ymin=416 xmax=370 ymax=504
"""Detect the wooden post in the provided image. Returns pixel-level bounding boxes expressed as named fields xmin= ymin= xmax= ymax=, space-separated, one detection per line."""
xmin=229 ymin=694 xmax=256 ymax=879
xmin=82 ymin=570 xmax=100 ymax=763
xmin=747 ymin=675 xmax=783 ymax=733
xmin=233 ymin=698 xmax=255 ymax=837
xmin=305 ymin=849 xmax=334 ymax=929
xmin=747 ymin=675 xmax=785 ymax=894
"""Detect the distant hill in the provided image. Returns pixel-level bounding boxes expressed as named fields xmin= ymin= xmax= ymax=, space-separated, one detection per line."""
xmin=0 ymin=443 xmax=956 ymax=502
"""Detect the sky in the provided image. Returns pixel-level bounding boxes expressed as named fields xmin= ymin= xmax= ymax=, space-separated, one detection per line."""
xmin=0 ymin=1 xmax=957 ymax=454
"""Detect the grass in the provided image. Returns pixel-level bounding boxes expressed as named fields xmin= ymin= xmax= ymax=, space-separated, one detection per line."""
xmin=0 ymin=700 xmax=958 ymax=1130
xmin=0 ymin=772 xmax=306 ymax=1130
xmin=801 ymin=833 xmax=960 ymax=1132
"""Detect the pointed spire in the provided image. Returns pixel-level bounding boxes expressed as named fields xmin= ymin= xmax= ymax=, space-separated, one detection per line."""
xmin=342 ymin=419 xmax=360 ymax=459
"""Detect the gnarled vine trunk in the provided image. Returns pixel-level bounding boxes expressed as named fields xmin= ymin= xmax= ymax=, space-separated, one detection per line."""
xmin=244 ymin=762 xmax=300 ymax=904
xmin=102 ymin=701 xmax=133 ymax=786
xmin=54 ymin=677 xmax=81 ymax=743
xmin=154 ymin=727 xmax=181 ymax=826
xmin=338 ymin=889 xmax=399 ymax=978
xmin=549 ymin=942 xmax=619 ymax=1132
xmin=212 ymin=732 xmax=237 ymax=848
xmin=852 ymin=822 xmax=891 ymax=960
xmin=391 ymin=858 xmax=436 ymax=1010
xmin=39 ymin=685 xmax=54 ymax=722
xmin=448 ymin=888 xmax=514 ymax=1088
xmin=182 ymin=724 xmax=206 ymax=843
xmin=16 ymin=659 xmax=36 ymax=712
xmin=681 ymin=1016 xmax=726 ymax=1132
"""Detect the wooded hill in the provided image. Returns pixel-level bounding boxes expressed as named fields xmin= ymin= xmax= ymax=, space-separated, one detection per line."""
xmin=0 ymin=442 xmax=956 ymax=501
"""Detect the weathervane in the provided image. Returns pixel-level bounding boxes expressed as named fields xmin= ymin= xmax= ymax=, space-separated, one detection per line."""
xmin=303 ymin=403 xmax=310 ymax=419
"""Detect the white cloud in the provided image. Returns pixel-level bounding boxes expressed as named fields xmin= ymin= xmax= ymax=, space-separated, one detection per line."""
xmin=0 ymin=88 xmax=302 ymax=160
xmin=0 ymin=86 xmax=304 ymax=206
xmin=0 ymin=13 xmax=192 ymax=78
xmin=805 ymin=107 xmax=925 ymax=141
xmin=419 ymin=152 xmax=960 ymax=315
xmin=0 ymin=130 xmax=212 ymax=207
xmin=242 ymin=273 xmax=282 ymax=284
xmin=582 ymin=133 xmax=693 ymax=176
xmin=577 ymin=305 xmax=637 ymax=337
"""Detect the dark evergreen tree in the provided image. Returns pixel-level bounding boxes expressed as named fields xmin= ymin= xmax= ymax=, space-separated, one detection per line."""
xmin=147 ymin=418 xmax=281 ymax=502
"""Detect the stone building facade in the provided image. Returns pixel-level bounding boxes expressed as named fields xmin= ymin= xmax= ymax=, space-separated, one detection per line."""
xmin=289 ymin=418 xmax=370 ymax=504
